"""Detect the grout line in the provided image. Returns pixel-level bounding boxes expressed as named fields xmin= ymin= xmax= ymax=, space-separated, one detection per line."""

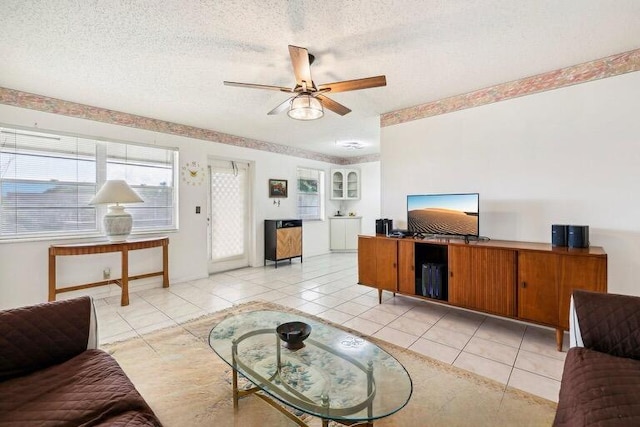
xmin=93 ymin=253 xmax=560 ymax=401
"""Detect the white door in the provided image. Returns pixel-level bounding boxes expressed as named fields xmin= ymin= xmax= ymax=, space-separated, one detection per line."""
xmin=330 ymin=218 xmax=346 ymax=250
xmin=345 ymin=218 xmax=362 ymax=250
xmin=208 ymin=159 xmax=252 ymax=273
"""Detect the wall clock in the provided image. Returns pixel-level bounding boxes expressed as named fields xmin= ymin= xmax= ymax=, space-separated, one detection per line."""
xmin=181 ymin=161 xmax=205 ymax=186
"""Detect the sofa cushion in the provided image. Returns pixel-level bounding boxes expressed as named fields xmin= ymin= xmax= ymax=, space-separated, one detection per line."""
xmin=554 ymin=347 xmax=640 ymax=426
xmin=0 ymin=349 xmax=161 ymax=426
xmin=0 ymin=297 xmax=92 ymax=381
xmin=573 ymin=290 xmax=640 ymax=360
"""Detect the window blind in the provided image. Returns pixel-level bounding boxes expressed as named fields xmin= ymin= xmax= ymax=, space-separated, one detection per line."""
xmin=296 ymin=167 xmax=324 ymax=220
xmin=106 ymin=142 xmax=175 ymax=230
xmin=0 ymin=126 xmax=177 ymax=239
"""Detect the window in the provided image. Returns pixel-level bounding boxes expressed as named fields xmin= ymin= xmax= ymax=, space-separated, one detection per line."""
xmin=0 ymin=126 xmax=177 ymax=240
xmin=106 ymin=142 xmax=175 ymax=230
xmin=296 ymin=167 xmax=324 ymax=220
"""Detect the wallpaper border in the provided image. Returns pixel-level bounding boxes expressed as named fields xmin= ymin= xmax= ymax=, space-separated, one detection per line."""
xmin=1 ymin=48 xmax=638 ymax=164
xmin=381 ymin=48 xmax=640 ymax=127
xmin=0 ymin=87 xmax=359 ymax=165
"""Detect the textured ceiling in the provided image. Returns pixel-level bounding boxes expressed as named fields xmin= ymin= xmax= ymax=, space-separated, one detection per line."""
xmin=1 ymin=1 xmax=639 ymax=158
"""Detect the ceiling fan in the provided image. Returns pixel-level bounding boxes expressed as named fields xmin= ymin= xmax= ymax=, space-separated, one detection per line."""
xmin=224 ymin=45 xmax=387 ymax=120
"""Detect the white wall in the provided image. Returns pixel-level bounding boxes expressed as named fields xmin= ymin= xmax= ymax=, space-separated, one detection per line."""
xmin=0 ymin=105 xmax=365 ymax=309
xmin=349 ymin=162 xmax=381 ymax=236
xmin=381 ymin=71 xmax=640 ymax=295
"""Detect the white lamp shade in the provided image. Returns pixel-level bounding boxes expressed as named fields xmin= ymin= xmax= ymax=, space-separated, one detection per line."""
xmin=90 ymin=180 xmax=143 ymax=241
xmin=288 ymin=94 xmax=324 ymax=120
xmin=89 ymin=180 xmax=143 ymax=205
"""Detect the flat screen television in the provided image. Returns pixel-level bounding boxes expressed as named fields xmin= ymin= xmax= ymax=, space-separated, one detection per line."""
xmin=407 ymin=193 xmax=479 ymax=237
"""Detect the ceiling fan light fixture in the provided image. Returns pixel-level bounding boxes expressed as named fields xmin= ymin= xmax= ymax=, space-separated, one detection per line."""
xmin=288 ymin=93 xmax=324 ymax=120
xmin=336 ymin=140 xmax=366 ymax=150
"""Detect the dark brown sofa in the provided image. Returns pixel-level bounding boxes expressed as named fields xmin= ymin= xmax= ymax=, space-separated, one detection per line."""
xmin=554 ymin=290 xmax=640 ymax=426
xmin=0 ymin=296 xmax=162 ymax=426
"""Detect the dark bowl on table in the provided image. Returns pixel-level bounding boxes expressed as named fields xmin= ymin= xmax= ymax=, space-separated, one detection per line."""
xmin=276 ymin=321 xmax=312 ymax=350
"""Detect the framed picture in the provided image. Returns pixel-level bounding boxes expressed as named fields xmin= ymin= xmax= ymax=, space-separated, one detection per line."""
xmin=269 ymin=179 xmax=288 ymax=198
xmin=298 ymin=178 xmax=318 ymax=193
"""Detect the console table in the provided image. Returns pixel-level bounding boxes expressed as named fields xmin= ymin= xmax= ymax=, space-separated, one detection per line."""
xmin=49 ymin=236 xmax=169 ymax=306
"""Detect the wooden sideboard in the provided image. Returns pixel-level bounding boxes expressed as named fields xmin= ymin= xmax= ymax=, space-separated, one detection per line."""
xmin=358 ymin=235 xmax=607 ymax=350
xmin=49 ymin=236 xmax=169 ymax=306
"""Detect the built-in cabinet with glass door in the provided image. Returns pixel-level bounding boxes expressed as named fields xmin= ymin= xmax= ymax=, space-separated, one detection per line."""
xmin=331 ymin=169 xmax=360 ymax=200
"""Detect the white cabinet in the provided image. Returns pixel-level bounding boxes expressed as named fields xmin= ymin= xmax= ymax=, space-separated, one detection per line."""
xmin=330 ymin=217 xmax=362 ymax=251
xmin=330 ymin=169 xmax=360 ymax=200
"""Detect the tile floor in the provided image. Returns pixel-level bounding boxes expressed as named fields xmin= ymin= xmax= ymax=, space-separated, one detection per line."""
xmin=92 ymin=252 xmax=566 ymax=403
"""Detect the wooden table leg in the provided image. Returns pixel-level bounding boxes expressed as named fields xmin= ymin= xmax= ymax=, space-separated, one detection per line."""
xmin=556 ymin=328 xmax=564 ymax=352
xmin=48 ymin=252 xmax=56 ymax=301
xmin=121 ymin=248 xmax=129 ymax=306
xmin=162 ymin=243 xmax=169 ymax=288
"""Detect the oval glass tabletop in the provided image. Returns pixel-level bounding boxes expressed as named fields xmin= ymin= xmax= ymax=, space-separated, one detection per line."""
xmin=208 ymin=310 xmax=412 ymax=424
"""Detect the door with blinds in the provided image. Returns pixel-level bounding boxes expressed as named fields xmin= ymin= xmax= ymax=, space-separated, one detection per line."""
xmin=208 ymin=159 xmax=251 ymax=273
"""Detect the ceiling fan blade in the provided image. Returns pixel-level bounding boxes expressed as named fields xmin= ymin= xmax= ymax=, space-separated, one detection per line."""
xmin=316 ymin=94 xmax=351 ymax=116
xmin=288 ymin=45 xmax=314 ymax=89
xmin=224 ymin=81 xmax=293 ymax=93
xmin=317 ymin=75 xmax=386 ymax=93
xmin=267 ymin=97 xmax=293 ymax=115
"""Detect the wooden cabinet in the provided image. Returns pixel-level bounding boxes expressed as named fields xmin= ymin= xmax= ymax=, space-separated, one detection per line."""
xmin=518 ymin=252 xmax=607 ymax=330
xmin=357 ymin=236 xmax=377 ymax=287
xmin=264 ymin=219 xmax=302 ymax=268
xmin=398 ymin=240 xmax=416 ymax=295
xmin=517 ymin=250 xmax=606 ymax=349
xmin=330 ymin=217 xmax=361 ymax=251
xmin=358 ymin=235 xmax=607 ymax=350
xmin=448 ymin=246 xmax=516 ymax=317
xmin=276 ymin=228 xmax=302 ymax=259
xmin=447 ymin=245 xmax=470 ymax=307
xmin=376 ymin=238 xmax=398 ymax=293
xmin=357 ymin=236 xmax=398 ymax=303
xmin=518 ymin=251 xmax=559 ymax=326
xmin=330 ymin=169 xmax=360 ymax=200
xmin=557 ymin=255 xmax=607 ymax=330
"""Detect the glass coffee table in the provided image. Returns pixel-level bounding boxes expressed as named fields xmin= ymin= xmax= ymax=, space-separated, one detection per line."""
xmin=209 ymin=310 xmax=412 ymax=427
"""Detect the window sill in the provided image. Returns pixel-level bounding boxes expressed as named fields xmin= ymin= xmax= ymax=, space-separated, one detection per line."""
xmin=0 ymin=228 xmax=179 ymax=244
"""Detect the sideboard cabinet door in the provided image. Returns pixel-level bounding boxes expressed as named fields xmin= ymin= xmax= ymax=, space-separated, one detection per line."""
xmin=518 ymin=251 xmax=559 ymax=326
xmin=449 ymin=246 xmax=516 ymax=317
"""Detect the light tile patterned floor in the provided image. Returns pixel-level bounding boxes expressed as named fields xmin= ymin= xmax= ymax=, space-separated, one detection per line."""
xmin=92 ymin=252 xmax=566 ymax=402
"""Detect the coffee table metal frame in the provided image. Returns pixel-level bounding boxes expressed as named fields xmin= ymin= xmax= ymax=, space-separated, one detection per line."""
xmin=230 ymin=328 xmax=376 ymax=427
xmin=209 ymin=310 xmax=412 ymax=427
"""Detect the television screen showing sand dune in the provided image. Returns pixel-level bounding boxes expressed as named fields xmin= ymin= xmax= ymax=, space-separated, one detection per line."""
xmin=407 ymin=194 xmax=478 ymax=236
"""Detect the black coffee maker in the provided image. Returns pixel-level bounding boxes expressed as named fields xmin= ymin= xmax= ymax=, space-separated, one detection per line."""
xmin=375 ymin=219 xmax=393 ymax=236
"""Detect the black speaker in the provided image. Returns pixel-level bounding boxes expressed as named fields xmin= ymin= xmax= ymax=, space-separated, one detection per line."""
xmin=551 ymin=224 xmax=568 ymax=247
xmin=375 ymin=219 xmax=393 ymax=235
xmin=567 ymin=225 xmax=589 ymax=248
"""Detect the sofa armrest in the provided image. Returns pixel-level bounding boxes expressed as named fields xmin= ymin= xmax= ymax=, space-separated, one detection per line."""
xmin=568 ymin=296 xmax=584 ymax=348
xmin=572 ymin=290 xmax=640 ymax=360
xmin=0 ymin=296 xmax=98 ymax=381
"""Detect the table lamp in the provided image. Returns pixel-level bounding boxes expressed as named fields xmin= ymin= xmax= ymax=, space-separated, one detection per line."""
xmin=89 ymin=180 xmax=143 ymax=241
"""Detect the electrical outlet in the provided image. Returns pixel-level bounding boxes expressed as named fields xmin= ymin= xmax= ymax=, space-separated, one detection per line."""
xmin=103 ymin=268 xmax=111 ymax=280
